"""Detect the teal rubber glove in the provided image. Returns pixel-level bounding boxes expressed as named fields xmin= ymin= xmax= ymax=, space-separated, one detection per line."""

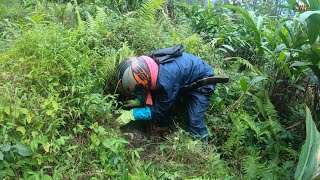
xmin=116 ymin=110 xmax=135 ymax=126
xmin=133 ymin=107 xmax=152 ymax=120
xmin=123 ymin=99 xmax=141 ymax=108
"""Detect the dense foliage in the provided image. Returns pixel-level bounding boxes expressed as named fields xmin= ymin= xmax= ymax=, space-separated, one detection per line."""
xmin=0 ymin=0 xmax=319 ymax=179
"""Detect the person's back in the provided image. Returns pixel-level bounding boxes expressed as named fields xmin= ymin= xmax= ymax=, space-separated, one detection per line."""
xmin=151 ymin=53 xmax=215 ymax=139
xmin=174 ymin=53 xmax=214 ymax=87
xmin=154 ymin=52 xmax=214 ymax=90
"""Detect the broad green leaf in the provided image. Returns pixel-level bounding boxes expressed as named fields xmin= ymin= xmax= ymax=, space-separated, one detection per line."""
xmin=4 ymin=107 xmax=10 ymax=115
xmin=279 ymin=31 xmax=290 ymax=48
xmin=307 ymin=73 xmax=320 ymax=86
xmin=66 ymin=145 xmax=78 ymax=151
xmin=221 ymin=5 xmax=256 ymax=27
xmin=46 ymin=109 xmax=54 ymax=116
xmin=6 ymin=168 xmax=15 ymax=176
xmin=13 ymin=110 xmax=20 ymax=118
xmin=66 ymin=152 xmax=72 ymax=158
xmin=291 ymin=61 xmax=310 ymax=67
xmin=257 ymin=16 xmax=263 ymax=30
xmin=240 ymin=78 xmax=249 ymax=92
xmin=261 ymin=32 xmax=275 ymax=48
xmin=19 ymin=108 xmax=29 ymax=115
xmin=294 ymin=106 xmax=320 ymax=180
xmin=90 ymin=134 xmax=100 ymax=146
xmin=274 ymin=18 xmax=290 ymax=40
xmin=42 ymin=174 xmax=53 ymax=180
xmin=135 ymin=150 xmax=140 ymax=159
xmin=218 ymin=48 xmax=228 ymax=53
xmin=26 ymin=114 xmax=32 ymax=124
xmin=291 ymin=61 xmax=320 ymax=84
xmin=307 ymin=14 xmax=320 ymax=43
xmin=14 ymin=143 xmax=33 ymax=157
xmin=102 ymin=139 xmax=112 ymax=148
xmin=0 ymin=151 xmax=3 ymax=161
xmin=283 ymin=23 xmax=294 ymax=44
xmin=250 ymin=76 xmax=267 ymax=85
xmin=16 ymin=126 xmax=26 ymax=135
xmin=210 ymin=38 xmax=223 ymax=47
xmin=42 ymin=142 xmax=50 ymax=153
xmin=312 ymin=45 xmax=320 ymax=59
xmin=298 ymin=10 xmax=320 ymax=22
xmin=309 ymin=0 xmax=320 ymax=10
xmin=308 ymin=65 xmax=320 ymax=84
xmin=221 ymin=5 xmax=260 ymax=42
xmin=292 ymin=84 xmax=306 ymax=92
xmin=222 ymin=45 xmax=235 ymax=52
xmin=279 ymin=51 xmax=287 ymax=61
xmin=1 ymin=142 xmax=11 ymax=152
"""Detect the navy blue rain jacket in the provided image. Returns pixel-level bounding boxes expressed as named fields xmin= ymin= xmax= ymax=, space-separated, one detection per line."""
xmin=150 ymin=53 xmax=214 ymax=126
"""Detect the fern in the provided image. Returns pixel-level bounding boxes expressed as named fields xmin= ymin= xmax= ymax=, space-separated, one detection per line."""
xmin=265 ymin=99 xmax=278 ymax=120
xmin=227 ymin=57 xmax=263 ymax=76
xmin=138 ymin=0 xmax=166 ymax=21
xmin=242 ymin=114 xmax=263 ymax=140
xmin=242 ymin=153 xmax=266 ymax=179
xmin=235 ymin=57 xmax=255 ymax=72
xmin=86 ymin=12 xmax=96 ymax=36
xmin=254 ymin=90 xmax=278 ymax=121
xmin=94 ymin=7 xmax=110 ymax=37
xmin=102 ymin=43 xmax=134 ymax=87
xmin=72 ymin=0 xmax=84 ymax=29
xmin=95 ymin=7 xmax=107 ymax=25
xmin=224 ymin=112 xmax=248 ymax=155
xmin=264 ymin=119 xmax=282 ymax=137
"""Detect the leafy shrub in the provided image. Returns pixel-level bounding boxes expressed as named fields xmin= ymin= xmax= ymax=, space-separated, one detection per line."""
xmin=0 ymin=0 xmax=317 ymax=179
xmin=0 ymin=4 xmax=134 ymax=178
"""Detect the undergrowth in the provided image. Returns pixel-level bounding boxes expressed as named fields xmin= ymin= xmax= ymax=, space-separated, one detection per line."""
xmin=0 ymin=0 xmax=314 ymax=179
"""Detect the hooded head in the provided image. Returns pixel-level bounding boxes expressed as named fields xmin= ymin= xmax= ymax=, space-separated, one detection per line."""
xmin=117 ymin=56 xmax=159 ymax=105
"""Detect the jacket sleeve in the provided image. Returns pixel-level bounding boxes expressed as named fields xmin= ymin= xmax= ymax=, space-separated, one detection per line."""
xmin=150 ymin=84 xmax=180 ymax=121
xmin=150 ymin=63 xmax=181 ymax=122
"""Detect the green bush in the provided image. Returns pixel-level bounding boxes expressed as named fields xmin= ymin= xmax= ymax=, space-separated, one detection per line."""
xmin=0 ymin=0 xmax=317 ymax=179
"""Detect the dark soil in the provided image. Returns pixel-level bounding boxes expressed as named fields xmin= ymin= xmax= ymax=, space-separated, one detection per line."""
xmin=120 ymin=120 xmax=173 ymax=160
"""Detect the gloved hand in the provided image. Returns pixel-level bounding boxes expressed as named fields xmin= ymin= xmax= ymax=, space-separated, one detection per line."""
xmin=115 ymin=107 xmax=152 ymax=126
xmin=115 ymin=109 xmax=135 ymax=126
xmin=123 ymin=99 xmax=141 ymax=108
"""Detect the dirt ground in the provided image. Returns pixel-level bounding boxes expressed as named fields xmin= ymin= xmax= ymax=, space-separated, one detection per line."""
xmin=121 ymin=121 xmax=170 ymax=145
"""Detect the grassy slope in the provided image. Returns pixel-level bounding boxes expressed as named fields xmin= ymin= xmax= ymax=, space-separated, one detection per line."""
xmin=0 ymin=1 xmax=300 ymax=179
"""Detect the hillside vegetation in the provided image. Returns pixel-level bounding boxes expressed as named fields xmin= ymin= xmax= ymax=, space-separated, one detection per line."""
xmin=0 ymin=0 xmax=319 ymax=179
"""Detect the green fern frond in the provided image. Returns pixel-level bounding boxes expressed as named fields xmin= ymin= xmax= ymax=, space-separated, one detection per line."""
xmin=277 ymin=143 xmax=299 ymax=159
xmin=254 ymin=90 xmax=278 ymax=121
xmin=264 ymin=119 xmax=282 ymax=137
xmin=235 ymin=57 xmax=255 ymax=72
xmin=138 ymin=0 xmax=166 ymax=21
xmin=224 ymin=112 xmax=248 ymax=154
xmin=86 ymin=12 xmax=95 ymax=33
xmin=242 ymin=154 xmax=266 ymax=179
xmin=265 ymin=97 xmax=278 ymax=120
xmin=72 ymin=0 xmax=84 ymax=29
xmin=260 ymin=160 xmax=281 ymax=180
xmin=95 ymin=7 xmax=107 ymax=25
xmin=242 ymin=113 xmax=262 ymax=139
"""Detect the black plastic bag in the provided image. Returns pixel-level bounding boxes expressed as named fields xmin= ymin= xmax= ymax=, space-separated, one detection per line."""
xmin=147 ymin=44 xmax=184 ymax=64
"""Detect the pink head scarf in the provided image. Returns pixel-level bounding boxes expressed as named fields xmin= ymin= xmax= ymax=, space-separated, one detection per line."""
xmin=140 ymin=55 xmax=158 ymax=106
